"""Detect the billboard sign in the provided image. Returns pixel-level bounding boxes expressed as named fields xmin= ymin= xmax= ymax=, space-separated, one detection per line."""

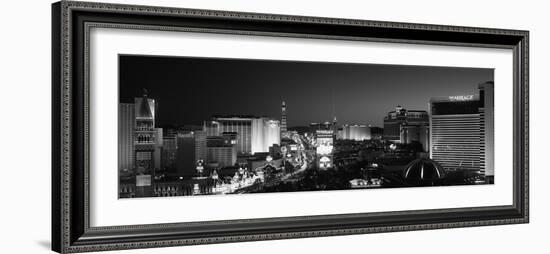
xmin=136 ymin=174 xmax=152 ymax=187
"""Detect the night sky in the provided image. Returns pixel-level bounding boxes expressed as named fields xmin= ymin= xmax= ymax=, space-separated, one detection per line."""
xmin=119 ymin=55 xmax=493 ymax=127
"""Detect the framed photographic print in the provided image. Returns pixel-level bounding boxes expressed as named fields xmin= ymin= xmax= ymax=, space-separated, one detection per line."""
xmin=51 ymin=1 xmax=529 ymax=253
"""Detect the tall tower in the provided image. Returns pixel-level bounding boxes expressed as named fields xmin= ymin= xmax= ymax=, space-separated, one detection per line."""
xmin=134 ymin=89 xmax=156 ymax=197
xmin=332 ymin=116 xmax=338 ymax=138
xmin=331 ymin=90 xmax=337 ymax=138
xmin=479 ymin=81 xmax=494 ymax=183
xmin=118 ymin=103 xmax=135 ymax=173
xmin=429 ymin=82 xmax=494 ymax=182
xmin=281 ymin=101 xmax=287 ymax=134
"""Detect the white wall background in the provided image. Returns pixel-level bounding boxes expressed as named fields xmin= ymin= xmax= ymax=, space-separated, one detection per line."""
xmin=0 ymin=0 xmax=547 ymax=253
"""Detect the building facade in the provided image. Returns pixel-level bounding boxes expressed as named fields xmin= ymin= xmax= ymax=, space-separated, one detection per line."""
xmin=161 ymin=136 xmax=177 ymax=171
xmin=400 ymin=124 xmax=430 ymax=152
xmin=429 ymin=82 xmax=494 ymax=179
xmin=153 ymin=128 xmax=163 ymax=171
xmin=203 ymin=120 xmax=221 ymax=136
xmin=194 ymin=130 xmax=207 ymax=162
xmin=383 ymin=105 xmax=429 ymax=142
xmin=341 ymin=124 xmax=371 ymax=141
xmin=204 ymin=116 xmax=280 ymax=154
xmin=133 ymin=93 xmax=157 ymax=196
xmin=175 ymin=131 xmax=208 ymax=177
xmin=263 ymin=119 xmax=281 ymax=152
xmin=315 ymin=129 xmax=334 ymax=169
xmin=205 ymin=135 xmax=238 ymax=168
xmin=176 ymin=133 xmax=196 ymax=177
xmin=206 ymin=146 xmax=237 ymax=168
xmin=281 ymin=101 xmax=287 ymax=134
xmin=309 ymin=122 xmax=333 ymax=134
xmin=118 ymin=103 xmax=135 ymax=172
xmin=479 ymin=82 xmax=494 ymax=179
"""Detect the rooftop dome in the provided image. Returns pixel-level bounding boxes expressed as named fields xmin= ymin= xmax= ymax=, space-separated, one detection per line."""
xmin=403 ymin=158 xmax=445 ymax=186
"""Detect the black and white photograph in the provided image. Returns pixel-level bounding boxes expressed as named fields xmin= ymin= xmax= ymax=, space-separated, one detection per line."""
xmin=44 ymin=1 xmax=533 ymax=253
xmin=118 ymin=55 xmax=495 ymax=198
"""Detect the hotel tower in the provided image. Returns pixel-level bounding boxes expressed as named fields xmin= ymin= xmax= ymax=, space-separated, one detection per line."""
xmin=429 ymin=82 xmax=494 ymax=182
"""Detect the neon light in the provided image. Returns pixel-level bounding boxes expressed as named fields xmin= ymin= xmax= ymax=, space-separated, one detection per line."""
xmin=449 ymin=95 xmax=474 ymax=101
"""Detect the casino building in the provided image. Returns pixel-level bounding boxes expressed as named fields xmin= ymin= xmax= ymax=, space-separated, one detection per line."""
xmin=429 ymin=82 xmax=494 ymax=180
xmin=175 ymin=130 xmax=207 ymax=177
xmin=315 ymin=129 xmax=334 ymax=169
xmin=383 ymin=106 xmax=429 ymax=144
xmin=340 ymin=124 xmax=371 ymax=141
xmin=133 ymin=91 xmax=163 ymax=196
xmin=118 ymin=103 xmax=135 ymax=172
xmin=204 ymin=116 xmax=280 ymax=155
xmin=400 ymin=124 xmax=430 ymax=152
xmin=205 ymin=133 xmax=238 ymax=168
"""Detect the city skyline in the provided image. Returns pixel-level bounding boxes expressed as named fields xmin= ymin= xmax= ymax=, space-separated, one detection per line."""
xmin=118 ymin=55 xmax=495 ymax=198
xmin=119 ymin=55 xmax=493 ymax=127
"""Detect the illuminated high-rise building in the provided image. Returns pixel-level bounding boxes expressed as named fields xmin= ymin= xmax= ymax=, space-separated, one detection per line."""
xmin=206 ymin=135 xmax=237 ymax=168
xmin=281 ymin=101 xmax=287 ymax=134
xmin=336 ymin=127 xmax=343 ymax=140
xmin=479 ymin=82 xmax=494 ymax=180
xmin=341 ymin=124 xmax=371 ymax=141
xmin=429 ymin=82 xmax=494 ymax=180
xmin=134 ymin=93 xmax=156 ymax=172
xmin=221 ymin=132 xmax=238 ymax=145
xmin=315 ymin=129 xmax=334 ymax=169
xmin=205 ymin=117 xmax=252 ymax=154
xmin=263 ymin=119 xmax=281 ymax=151
xmin=309 ymin=121 xmax=334 ymax=133
xmin=118 ymin=103 xmax=135 ymax=173
xmin=383 ymin=106 xmax=429 ymax=142
xmin=203 ymin=120 xmax=221 ymax=136
xmin=194 ymin=130 xmax=207 ymax=162
xmin=133 ymin=91 xmax=157 ymax=196
xmin=204 ymin=116 xmax=280 ymax=154
xmin=332 ymin=117 xmax=338 ymax=138
xmin=153 ymin=128 xmax=163 ymax=170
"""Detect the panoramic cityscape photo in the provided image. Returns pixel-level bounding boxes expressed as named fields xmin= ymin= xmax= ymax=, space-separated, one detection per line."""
xmin=117 ymin=55 xmax=494 ymax=198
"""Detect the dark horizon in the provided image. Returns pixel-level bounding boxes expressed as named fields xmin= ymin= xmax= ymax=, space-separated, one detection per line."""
xmin=119 ymin=55 xmax=493 ymax=127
